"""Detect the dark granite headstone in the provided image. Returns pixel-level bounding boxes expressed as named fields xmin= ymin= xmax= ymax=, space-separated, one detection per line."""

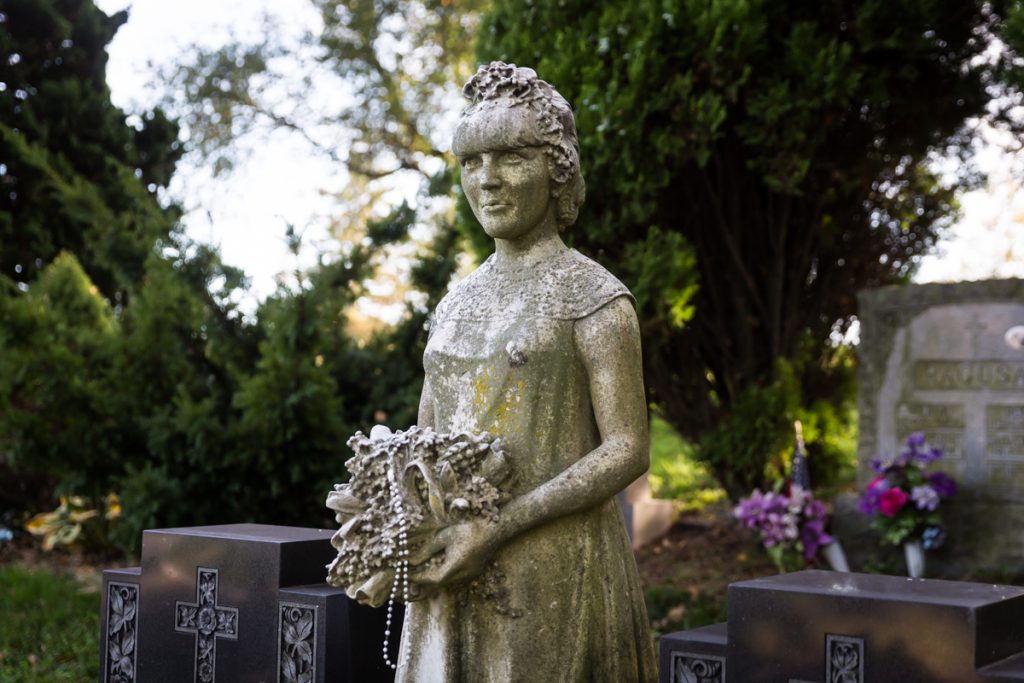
xmin=99 ymin=524 xmax=400 ymax=683
xmin=660 ymin=570 xmax=1024 ymax=683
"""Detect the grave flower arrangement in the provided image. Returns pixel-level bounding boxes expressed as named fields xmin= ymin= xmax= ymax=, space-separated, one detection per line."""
xmin=858 ymin=432 xmax=957 ymax=549
xmin=325 ymin=425 xmax=511 ymax=606
xmin=733 ymin=485 xmax=833 ymax=572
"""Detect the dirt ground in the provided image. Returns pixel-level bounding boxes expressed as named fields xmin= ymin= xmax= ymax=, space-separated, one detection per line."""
xmin=635 ymin=507 xmax=776 ymax=590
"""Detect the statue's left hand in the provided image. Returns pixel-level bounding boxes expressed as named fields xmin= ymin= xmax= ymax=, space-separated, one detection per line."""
xmin=408 ymin=519 xmax=498 ymax=588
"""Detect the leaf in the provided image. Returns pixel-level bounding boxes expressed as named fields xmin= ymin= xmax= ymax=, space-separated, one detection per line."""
xmin=123 ymin=598 xmax=136 ymax=623
xmin=120 ymin=652 xmax=134 ymax=679
xmin=326 ymin=487 xmax=366 ymax=515
xmin=282 ymin=653 xmax=297 ymax=682
xmin=404 ymin=460 xmax=447 ymax=522
xmin=295 ymin=612 xmax=313 ymax=641
xmin=438 ymin=461 xmax=457 ymax=491
xmin=109 ymin=590 xmax=125 ymax=634
xmin=121 ymin=629 xmax=135 ymax=656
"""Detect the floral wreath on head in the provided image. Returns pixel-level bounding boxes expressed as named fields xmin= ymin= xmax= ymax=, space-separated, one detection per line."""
xmin=461 ymin=61 xmax=579 ymax=186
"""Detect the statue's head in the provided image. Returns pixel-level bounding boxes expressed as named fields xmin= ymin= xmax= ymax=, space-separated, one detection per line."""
xmin=453 ymin=62 xmax=585 ymax=230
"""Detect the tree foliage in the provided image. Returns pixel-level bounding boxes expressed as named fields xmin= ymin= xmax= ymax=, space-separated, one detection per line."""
xmin=0 ymin=0 xmax=480 ymax=555
xmin=477 ymin=0 xmax=1024 ymax=496
xmin=0 ymin=0 xmax=181 ymax=300
xmin=156 ymin=0 xmax=486 ymax=430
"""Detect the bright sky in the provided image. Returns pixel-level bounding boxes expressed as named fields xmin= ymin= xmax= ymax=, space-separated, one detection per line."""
xmin=98 ymin=0 xmax=340 ymax=308
xmin=96 ymin=0 xmax=1024 ymax=311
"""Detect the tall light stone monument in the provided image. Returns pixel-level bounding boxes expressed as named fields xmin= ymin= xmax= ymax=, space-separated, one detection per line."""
xmin=858 ymin=278 xmax=1024 ymax=568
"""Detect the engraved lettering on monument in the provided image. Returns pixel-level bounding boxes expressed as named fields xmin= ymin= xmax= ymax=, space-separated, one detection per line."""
xmin=988 ymin=405 xmax=1024 ymax=431
xmin=986 ymin=461 xmax=1024 ymax=493
xmin=988 ymin=433 xmax=1024 ymax=458
xmin=913 ymin=360 xmax=1024 ymax=391
xmin=896 ymin=402 xmax=964 ymax=430
xmin=985 ymin=404 xmax=1024 ymax=494
xmin=278 ymin=603 xmax=317 ymax=683
xmin=896 ymin=402 xmax=965 ymax=461
xmin=105 ymin=581 xmax=139 ymax=683
xmin=174 ymin=567 xmax=239 ymax=683
xmin=988 ymin=404 xmax=1024 ymax=457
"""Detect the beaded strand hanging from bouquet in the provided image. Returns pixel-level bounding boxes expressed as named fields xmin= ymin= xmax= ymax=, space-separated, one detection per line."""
xmin=325 ymin=425 xmax=512 ymax=670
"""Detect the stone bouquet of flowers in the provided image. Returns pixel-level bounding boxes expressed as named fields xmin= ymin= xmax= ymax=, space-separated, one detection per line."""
xmin=325 ymin=425 xmax=511 ymax=606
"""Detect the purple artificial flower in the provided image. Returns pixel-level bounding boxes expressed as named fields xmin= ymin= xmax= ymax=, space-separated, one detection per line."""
xmin=900 ymin=432 xmax=944 ymax=466
xmin=918 ymin=445 xmax=943 ymax=465
xmin=733 ymin=492 xmax=760 ymax=527
xmin=911 ymin=484 xmax=940 ymax=511
xmin=858 ymin=475 xmax=889 ymax=515
xmin=893 ymin=432 xmax=925 ymax=467
xmin=804 ymin=499 xmax=827 ymax=520
xmin=737 ymin=486 xmax=838 ymax=563
xmin=800 ymin=518 xmax=833 ymax=561
xmin=929 ymin=471 xmax=958 ymax=498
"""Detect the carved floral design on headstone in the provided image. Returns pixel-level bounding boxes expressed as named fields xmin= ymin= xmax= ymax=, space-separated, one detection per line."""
xmin=106 ymin=582 xmax=138 ymax=683
xmin=671 ymin=652 xmax=724 ymax=683
xmin=826 ymin=634 xmax=864 ymax=683
xmin=278 ymin=603 xmax=316 ymax=683
xmin=174 ymin=567 xmax=239 ymax=683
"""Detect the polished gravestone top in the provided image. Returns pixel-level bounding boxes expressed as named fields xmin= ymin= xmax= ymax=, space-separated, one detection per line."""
xmin=660 ymin=570 xmax=1024 ymax=683
xmin=100 ymin=524 xmax=398 ymax=683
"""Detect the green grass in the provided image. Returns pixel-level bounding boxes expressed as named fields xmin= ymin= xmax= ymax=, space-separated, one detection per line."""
xmin=644 ymin=584 xmax=728 ymax=637
xmin=649 ymin=413 xmax=727 ymax=509
xmin=0 ymin=565 xmax=100 ymax=682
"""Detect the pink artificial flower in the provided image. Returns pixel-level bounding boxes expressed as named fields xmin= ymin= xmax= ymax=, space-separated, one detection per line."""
xmin=878 ymin=488 xmax=909 ymax=517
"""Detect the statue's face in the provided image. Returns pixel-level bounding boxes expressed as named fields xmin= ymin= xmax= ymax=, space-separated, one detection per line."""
xmin=454 ymin=104 xmax=555 ymax=242
xmin=459 ymin=146 xmax=553 ymax=242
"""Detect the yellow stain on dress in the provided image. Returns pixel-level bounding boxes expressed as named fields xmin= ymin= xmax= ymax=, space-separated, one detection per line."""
xmin=473 ymin=367 xmax=492 ymax=413
xmin=488 ymin=379 xmax=525 ymax=434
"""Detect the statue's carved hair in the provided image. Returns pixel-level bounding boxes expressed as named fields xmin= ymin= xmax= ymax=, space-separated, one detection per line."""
xmin=460 ymin=62 xmax=585 ymax=230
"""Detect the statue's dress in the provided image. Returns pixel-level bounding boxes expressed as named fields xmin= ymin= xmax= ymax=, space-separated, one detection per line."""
xmin=398 ymin=248 xmax=658 ymax=682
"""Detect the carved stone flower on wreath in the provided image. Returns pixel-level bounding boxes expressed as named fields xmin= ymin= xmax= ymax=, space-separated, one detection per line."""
xmin=326 ymin=425 xmax=513 ymax=608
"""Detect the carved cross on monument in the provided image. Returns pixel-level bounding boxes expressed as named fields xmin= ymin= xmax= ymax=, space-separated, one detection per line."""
xmin=174 ymin=567 xmax=239 ymax=683
xmin=967 ymin=313 xmax=987 ymax=355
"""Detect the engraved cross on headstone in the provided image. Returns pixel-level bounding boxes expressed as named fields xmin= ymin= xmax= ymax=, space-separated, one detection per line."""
xmin=968 ymin=313 xmax=987 ymax=354
xmin=174 ymin=567 xmax=239 ymax=683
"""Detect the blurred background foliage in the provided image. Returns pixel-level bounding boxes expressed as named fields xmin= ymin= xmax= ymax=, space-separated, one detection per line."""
xmin=2 ymin=0 xmax=1023 ymax=555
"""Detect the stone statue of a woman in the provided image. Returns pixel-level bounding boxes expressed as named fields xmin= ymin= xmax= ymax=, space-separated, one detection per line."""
xmin=401 ymin=62 xmax=657 ymax=682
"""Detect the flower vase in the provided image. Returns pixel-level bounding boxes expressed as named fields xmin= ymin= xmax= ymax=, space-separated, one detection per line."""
xmin=821 ymin=540 xmax=850 ymax=572
xmin=903 ymin=539 xmax=925 ymax=578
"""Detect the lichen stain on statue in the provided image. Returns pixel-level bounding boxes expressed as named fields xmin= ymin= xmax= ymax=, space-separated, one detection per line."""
xmin=327 ymin=62 xmax=658 ymax=682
